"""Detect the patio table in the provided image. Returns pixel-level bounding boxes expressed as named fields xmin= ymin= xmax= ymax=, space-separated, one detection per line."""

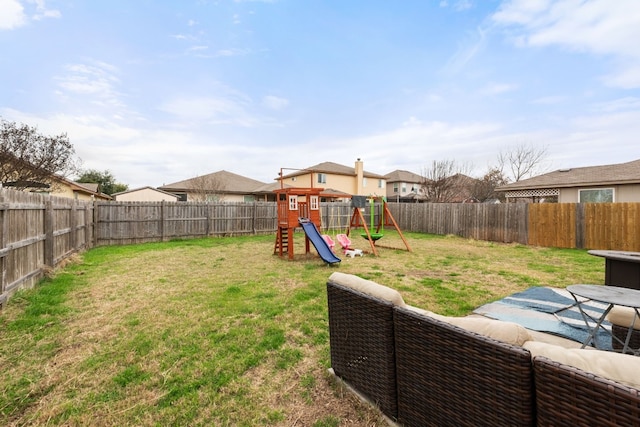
xmin=566 ymin=284 xmax=640 ymax=355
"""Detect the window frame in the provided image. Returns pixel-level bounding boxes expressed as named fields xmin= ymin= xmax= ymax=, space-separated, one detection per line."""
xmin=578 ymin=188 xmax=615 ymax=203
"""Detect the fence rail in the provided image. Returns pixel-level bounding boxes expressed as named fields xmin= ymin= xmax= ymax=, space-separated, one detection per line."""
xmin=2 ymin=186 xmax=640 ymax=306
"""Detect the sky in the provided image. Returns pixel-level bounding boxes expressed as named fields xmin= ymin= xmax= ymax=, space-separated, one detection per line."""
xmin=1 ymin=0 xmax=640 ymax=189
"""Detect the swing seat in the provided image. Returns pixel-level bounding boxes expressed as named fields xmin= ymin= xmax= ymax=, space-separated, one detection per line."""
xmin=322 ymin=234 xmax=336 ymax=252
xmin=336 ymin=234 xmax=353 ymax=250
xmin=361 ymin=232 xmax=384 ymax=241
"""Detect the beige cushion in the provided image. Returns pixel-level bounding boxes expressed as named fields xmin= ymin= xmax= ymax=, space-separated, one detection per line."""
xmin=524 ymin=340 xmax=640 ymax=389
xmin=606 ymin=305 xmax=640 ymax=330
xmin=328 ymin=272 xmax=405 ymax=307
xmin=403 ymin=305 xmax=531 ymax=346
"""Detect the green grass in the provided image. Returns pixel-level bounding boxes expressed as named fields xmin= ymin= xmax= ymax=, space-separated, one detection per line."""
xmin=0 ymin=232 xmax=603 ymax=426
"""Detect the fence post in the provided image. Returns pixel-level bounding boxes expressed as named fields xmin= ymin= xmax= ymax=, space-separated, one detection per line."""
xmin=70 ymin=199 xmax=77 ymax=252
xmin=85 ymin=202 xmax=91 ymax=249
xmin=92 ymin=201 xmax=97 ymax=247
xmin=575 ymin=203 xmax=585 ymax=249
xmin=44 ymin=200 xmax=54 ymax=267
xmin=206 ymin=202 xmax=211 ymax=236
xmin=160 ymin=201 xmax=166 ymax=242
xmin=0 ymin=192 xmax=6 ymax=304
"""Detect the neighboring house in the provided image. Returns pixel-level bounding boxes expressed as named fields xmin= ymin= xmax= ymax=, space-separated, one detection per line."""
xmin=112 ymin=186 xmax=179 ymax=202
xmin=158 ymin=170 xmax=272 ymax=202
xmin=384 ymin=169 xmax=424 ymax=202
xmin=49 ymin=179 xmax=112 ymax=201
xmin=496 ymin=159 xmax=640 ymax=203
xmin=4 ymin=176 xmax=112 ymax=201
xmin=277 ymin=159 xmax=386 ymax=198
xmin=1 ymin=153 xmax=110 ymax=201
xmin=446 ymin=174 xmax=482 ymax=203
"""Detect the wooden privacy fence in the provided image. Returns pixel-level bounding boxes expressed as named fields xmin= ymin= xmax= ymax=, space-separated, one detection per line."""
xmin=527 ymin=202 xmax=640 ymax=252
xmin=3 ymin=187 xmax=640 ymax=305
xmin=391 ymin=202 xmax=640 ymax=252
xmin=0 ymin=189 xmax=94 ymax=305
xmin=390 ymin=202 xmax=529 ymax=244
xmin=94 ymin=201 xmax=356 ymax=245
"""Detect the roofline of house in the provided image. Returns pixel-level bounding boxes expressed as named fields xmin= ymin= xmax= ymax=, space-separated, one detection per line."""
xmin=496 ymin=177 xmax=640 ymax=192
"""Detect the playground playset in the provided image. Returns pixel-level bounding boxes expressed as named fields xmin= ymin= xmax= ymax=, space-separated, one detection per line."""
xmin=272 ymin=178 xmax=410 ymax=262
xmin=273 ymin=186 xmax=341 ymax=264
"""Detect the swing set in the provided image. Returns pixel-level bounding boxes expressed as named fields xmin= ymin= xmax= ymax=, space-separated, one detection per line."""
xmin=345 ymin=195 xmax=412 ymax=256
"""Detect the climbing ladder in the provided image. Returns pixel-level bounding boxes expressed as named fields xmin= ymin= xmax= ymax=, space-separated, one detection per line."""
xmin=274 ymin=227 xmax=294 ymax=259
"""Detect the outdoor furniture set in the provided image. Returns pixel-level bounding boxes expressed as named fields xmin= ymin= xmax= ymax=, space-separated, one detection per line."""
xmin=326 ymin=272 xmax=640 ymax=426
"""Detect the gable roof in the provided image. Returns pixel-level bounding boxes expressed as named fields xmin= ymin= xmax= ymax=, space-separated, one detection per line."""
xmin=384 ymin=169 xmax=423 ymax=183
xmin=279 ymin=161 xmax=386 ymax=179
xmin=74 ymin=182 xmax=100 ymax=193
xmin=159 ymin=170 xmax=268 ymax=194
xmin=112 ymin=186 xmax=178 ymax=198
xmin=496 ymin=159 xmax=640 ymax=191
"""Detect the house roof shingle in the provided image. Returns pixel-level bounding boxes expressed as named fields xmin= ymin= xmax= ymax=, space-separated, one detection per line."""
xmin=384 ymin=169 xmax=423 ymax=183
xmin=112 ymin=186 xmax=178 ymax=198
xmin=279 ymin=161 xmax=386 ymax=180
xmin=159 ymin=170 xmax=268 ymax=194
xmin=496 ymin=159 xmax=640 ymax=191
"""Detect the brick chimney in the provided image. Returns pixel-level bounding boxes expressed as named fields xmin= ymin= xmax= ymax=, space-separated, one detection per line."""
xmin=355 ymin=158 xmax=364 ymax=195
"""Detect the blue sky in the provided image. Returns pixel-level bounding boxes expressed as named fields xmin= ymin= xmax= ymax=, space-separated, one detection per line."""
xmin=2 ymin=0 xmax=639 ymax=188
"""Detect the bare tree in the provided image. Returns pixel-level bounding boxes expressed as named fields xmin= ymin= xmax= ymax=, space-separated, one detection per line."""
xmin=421 ymin=159 xmax=473 ymax=203
xmin=0 ymin=119 xmax=80 ymax=190
xmin=471 ymin=167 xmax=509 ymax=202
xmin=498 ymin=142 xmax=549 ymax=182
xmin=189 ymin=174 xmax=226 ymax=202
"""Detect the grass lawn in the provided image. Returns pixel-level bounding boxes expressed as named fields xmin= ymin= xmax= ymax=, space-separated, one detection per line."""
xmin=0 ymin=231 xmax=604 ymax=426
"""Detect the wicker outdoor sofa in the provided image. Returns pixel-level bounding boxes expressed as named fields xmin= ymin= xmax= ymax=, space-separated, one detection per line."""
xmin=326 ymin=272 xmax=640 ymax=427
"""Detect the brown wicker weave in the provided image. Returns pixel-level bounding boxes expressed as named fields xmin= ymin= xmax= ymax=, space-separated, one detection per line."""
xmin=394 ymin=307 xmax=535 ymax=427
xmin=533 ymin=356 xmax=640 ymax=426
xmin=326 ymin=280 xmax=398 ymax=418
xmin=612 ymin=323 xmax=640 ymax=353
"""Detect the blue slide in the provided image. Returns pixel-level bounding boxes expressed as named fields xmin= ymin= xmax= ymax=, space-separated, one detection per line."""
xmin=299 ymin=219 xmax=341 ymax=264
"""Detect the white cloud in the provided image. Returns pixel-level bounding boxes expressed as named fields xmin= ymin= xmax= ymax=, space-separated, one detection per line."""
xmin=0 ymin=0 xmax=60 ymax=28
xmin=493 ymin=0 xmax=640 ymax=88
xmin=443 ymin=25 xmax=488 ymax=73
xmin=531 ymin=95 xmax=566 ymax=105
xmin=55 ymin=61 xmax=124 ymax=108
xmin=479 ymin=82 xmax=518 ymax=95
xmin=187 ymin=45 xmax=209 ymax=52
xmin=439 ymin=0 xmax=474 ymax=12
xmin=262 ymin=95 xmax=289 ymax=110
xmin=453 ymin=1 xmax=473 ymax=12
xmin=0 ymin=0 xmax=26 ymax=29
xmin=215 ymin=48 xmax=251 ymax=57
xmin=402 ymin=116 xmax=423 ymax=126
xmin=158 ymin=92 xmax=284 ymax=128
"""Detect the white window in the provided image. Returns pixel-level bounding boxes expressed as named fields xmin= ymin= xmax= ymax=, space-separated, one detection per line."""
xmin=402 ymin=183 xmax=407 ymax=193
xmin=579 ymin=188 xmax=614 ymax=203
xmin=310 ymin=195 xmax=319 ymax=210
xmin=378 ymin=179 xmax=384 ymax=188
xmin=317 ymin=173 xmax=326 ymax=184
xmin=393 ymin=183 xmax=399 ymax=193
xmin=289 ymin=195 xmax=298 ymax=210
xmin=363 ymin=177 xmax=367 ymax=187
